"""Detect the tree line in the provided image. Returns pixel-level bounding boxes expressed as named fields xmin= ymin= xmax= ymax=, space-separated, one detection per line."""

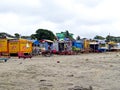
xmin=14 ymin=29 xmax=74 ymax=41
xmin=94 ymin=35 xmax=120 ymax=42
xmin=1 ymin=29 xmax=120 ymax=42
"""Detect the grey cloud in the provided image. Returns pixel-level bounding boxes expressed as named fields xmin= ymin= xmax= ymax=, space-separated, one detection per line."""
xmin=39 ymin=0 xmax=75 ymax=23
xmin=0 ymin=0 xmax=41 ymax=16
xmin=0 ymin=0 xmax=75 ymax=24
xmin=0 ymin=0 xmax=118 ymax=38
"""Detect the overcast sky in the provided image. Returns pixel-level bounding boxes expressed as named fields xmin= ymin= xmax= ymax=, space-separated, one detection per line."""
xmin=0 ymin=0 xmax=120 ymax=39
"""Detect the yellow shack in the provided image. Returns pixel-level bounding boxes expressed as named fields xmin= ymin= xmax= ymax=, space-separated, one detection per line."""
xmin=9 ymin=39 xmax=32 ymax=54
xmin=84 ymin=39 xmax=90 ymax=49
xmin=0 ymin=39 xmax=8 ymax=53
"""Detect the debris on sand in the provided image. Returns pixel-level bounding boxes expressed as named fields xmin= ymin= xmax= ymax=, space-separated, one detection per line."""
xmin=57 ymin=61 xmax=60 ymax=63
xmin=85 ymin=59 xmax=89 ymax=61
xmin=40 ymin=79 xmax=47 ymax=82
xmin=68 ymin=85 xmax=93 ymax=90
xmin=19 ymin=62 xmax=22 ymax=64
xmin=67 ymin=74 xmax=74 ymax=77
xmin=110 ymin=65 xmax=113 ymax=67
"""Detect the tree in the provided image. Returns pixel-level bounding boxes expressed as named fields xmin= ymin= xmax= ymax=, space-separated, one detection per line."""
xmin=30 ymin=34 xmax=36 ymax=39
xmin=34 ymin=29 xmax=55 ymax=40
xmin=0 ymin=32 xmax=14 ymax=38
xmin=94 ymin=35 xmax=105 ymax=40
xmin=64 ymin=30 xmax=74 ymax=40
xmin=14 ymin=33 xmax=20 ymax=38
xmin=106 ymin=35 xmax=114 ymax=42
xmin=106 ymin=35 xmax=120 ymax=42
xmin=21 ymin=36 xmax=31 ymax=39
xmin=65 ymin=30 xmax=70 ymax=38
xmin=76 ymin=36 xmax=81 ymax=40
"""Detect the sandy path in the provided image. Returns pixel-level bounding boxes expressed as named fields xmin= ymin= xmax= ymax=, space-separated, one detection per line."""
xmin=0 ymin=52 xmax=120 ymax=90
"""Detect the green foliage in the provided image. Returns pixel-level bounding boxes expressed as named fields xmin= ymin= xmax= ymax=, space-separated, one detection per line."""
xmin=30 ymin=34 xmax=36 ymax=39
xmin=65 ymin=30 xmax=69 ymax=38
xmin=94 ymin=35 xmax=105 ymax=40
xmin=0 ymin=32 xmax=14 ymax=38
xmin=34 ymin=29 xmax=55 ymax=40
xmin=106 ymin=35 xmax=112 ymax=42
xmin=64 ymin=30 xmax=74 ymax=40
xmin=14 ymin=33 xmax=31 ymax=39
xmin=76 ymin=36 xmax=81 ymax=40
xmin=72 ymin=46 xmax=80 ymax=51
xmin=106 ymin=35 xmax=120 ymax=42
xmin=14 ymin=33 xmax=20 ymax=38
xmin=21 ymin=36 xmax=31 ymax=39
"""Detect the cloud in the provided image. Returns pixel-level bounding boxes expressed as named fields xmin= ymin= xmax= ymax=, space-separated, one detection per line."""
xmin=0 ymin=0 xmax=120 ymax=39
xmin=0 ymin=0 xmax=42 ymax=16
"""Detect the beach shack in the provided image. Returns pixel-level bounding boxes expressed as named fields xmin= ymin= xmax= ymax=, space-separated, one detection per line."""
xmin=31 ymin=40 xmax=41 ymax=55
xmin=89 ymin=41 xmax=99 ymax=52
xmin=40 ymin=39 xmax=53 ymax=51
xmin=84 ymin=39 xmax=90 ymax=49
xmin=81 ymin=39 xmax=91 ymax=53
xmin=115 ymin=43 xmax=120 ymax=51
xmin=53 ymin=41 xmax=64 ymax=52
xmin=89 ymin=40 xmax=108 ymax=52
xmin=98 ymin=40 xmax=108 ymax=52
xmin=8 ymin=39 xmax=32 ymax=54
xmin=108 ymin=41 xmax=117 ymax=51
xmin=55 ymin=31 xmax=73 ymax=53
xmin=0 ymin=39 xmax=8 ymax=53
xmin=52 ymin=41 xmax=59 ymax=52
xmin=72 ymin=40 xmax=83 ymax=49
xmin=53 ymin=40 xmax=72 ymax=52
xmin=108 ymin=41 xmax=120 ymax=51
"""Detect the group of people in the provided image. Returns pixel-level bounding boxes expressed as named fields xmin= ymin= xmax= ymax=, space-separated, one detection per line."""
xmin=32 ymin=45 xmax=52 ymax=56
xmin=32 ymin=46 xmax=41 ymax=55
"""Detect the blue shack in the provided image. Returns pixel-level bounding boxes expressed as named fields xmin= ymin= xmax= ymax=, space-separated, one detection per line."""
xmin=30 ymin=40 xmax=41 ymax=55
xmin=40 ymin=39 xmax=53 ymax=51
xmin=90 ymin=40 xmax=107 ymax=52
xmin=72 ymin=40 xmax=83 ymax=49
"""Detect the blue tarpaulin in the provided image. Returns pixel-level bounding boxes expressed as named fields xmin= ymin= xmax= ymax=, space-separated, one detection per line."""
xmin=32 ymin=40 xmax=40 ymax=45
xmin=72 ymin=40 xmax=83 ymax=49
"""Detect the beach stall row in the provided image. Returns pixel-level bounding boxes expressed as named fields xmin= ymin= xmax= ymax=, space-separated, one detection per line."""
xmin=1 ymin=38 xmax=120 ymax=56
xmin=0 ymin=38 xmax=32 ymax=55
xmin=71 ymin=39 xmax=120 ymax=53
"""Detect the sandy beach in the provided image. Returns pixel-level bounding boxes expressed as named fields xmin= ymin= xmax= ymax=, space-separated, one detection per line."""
xmin=0 ymin=52 xmax=120 ymax=90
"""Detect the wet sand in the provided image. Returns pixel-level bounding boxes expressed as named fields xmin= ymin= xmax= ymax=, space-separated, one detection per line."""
xmin=0 ymin=52 xmax=120 ymax=90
